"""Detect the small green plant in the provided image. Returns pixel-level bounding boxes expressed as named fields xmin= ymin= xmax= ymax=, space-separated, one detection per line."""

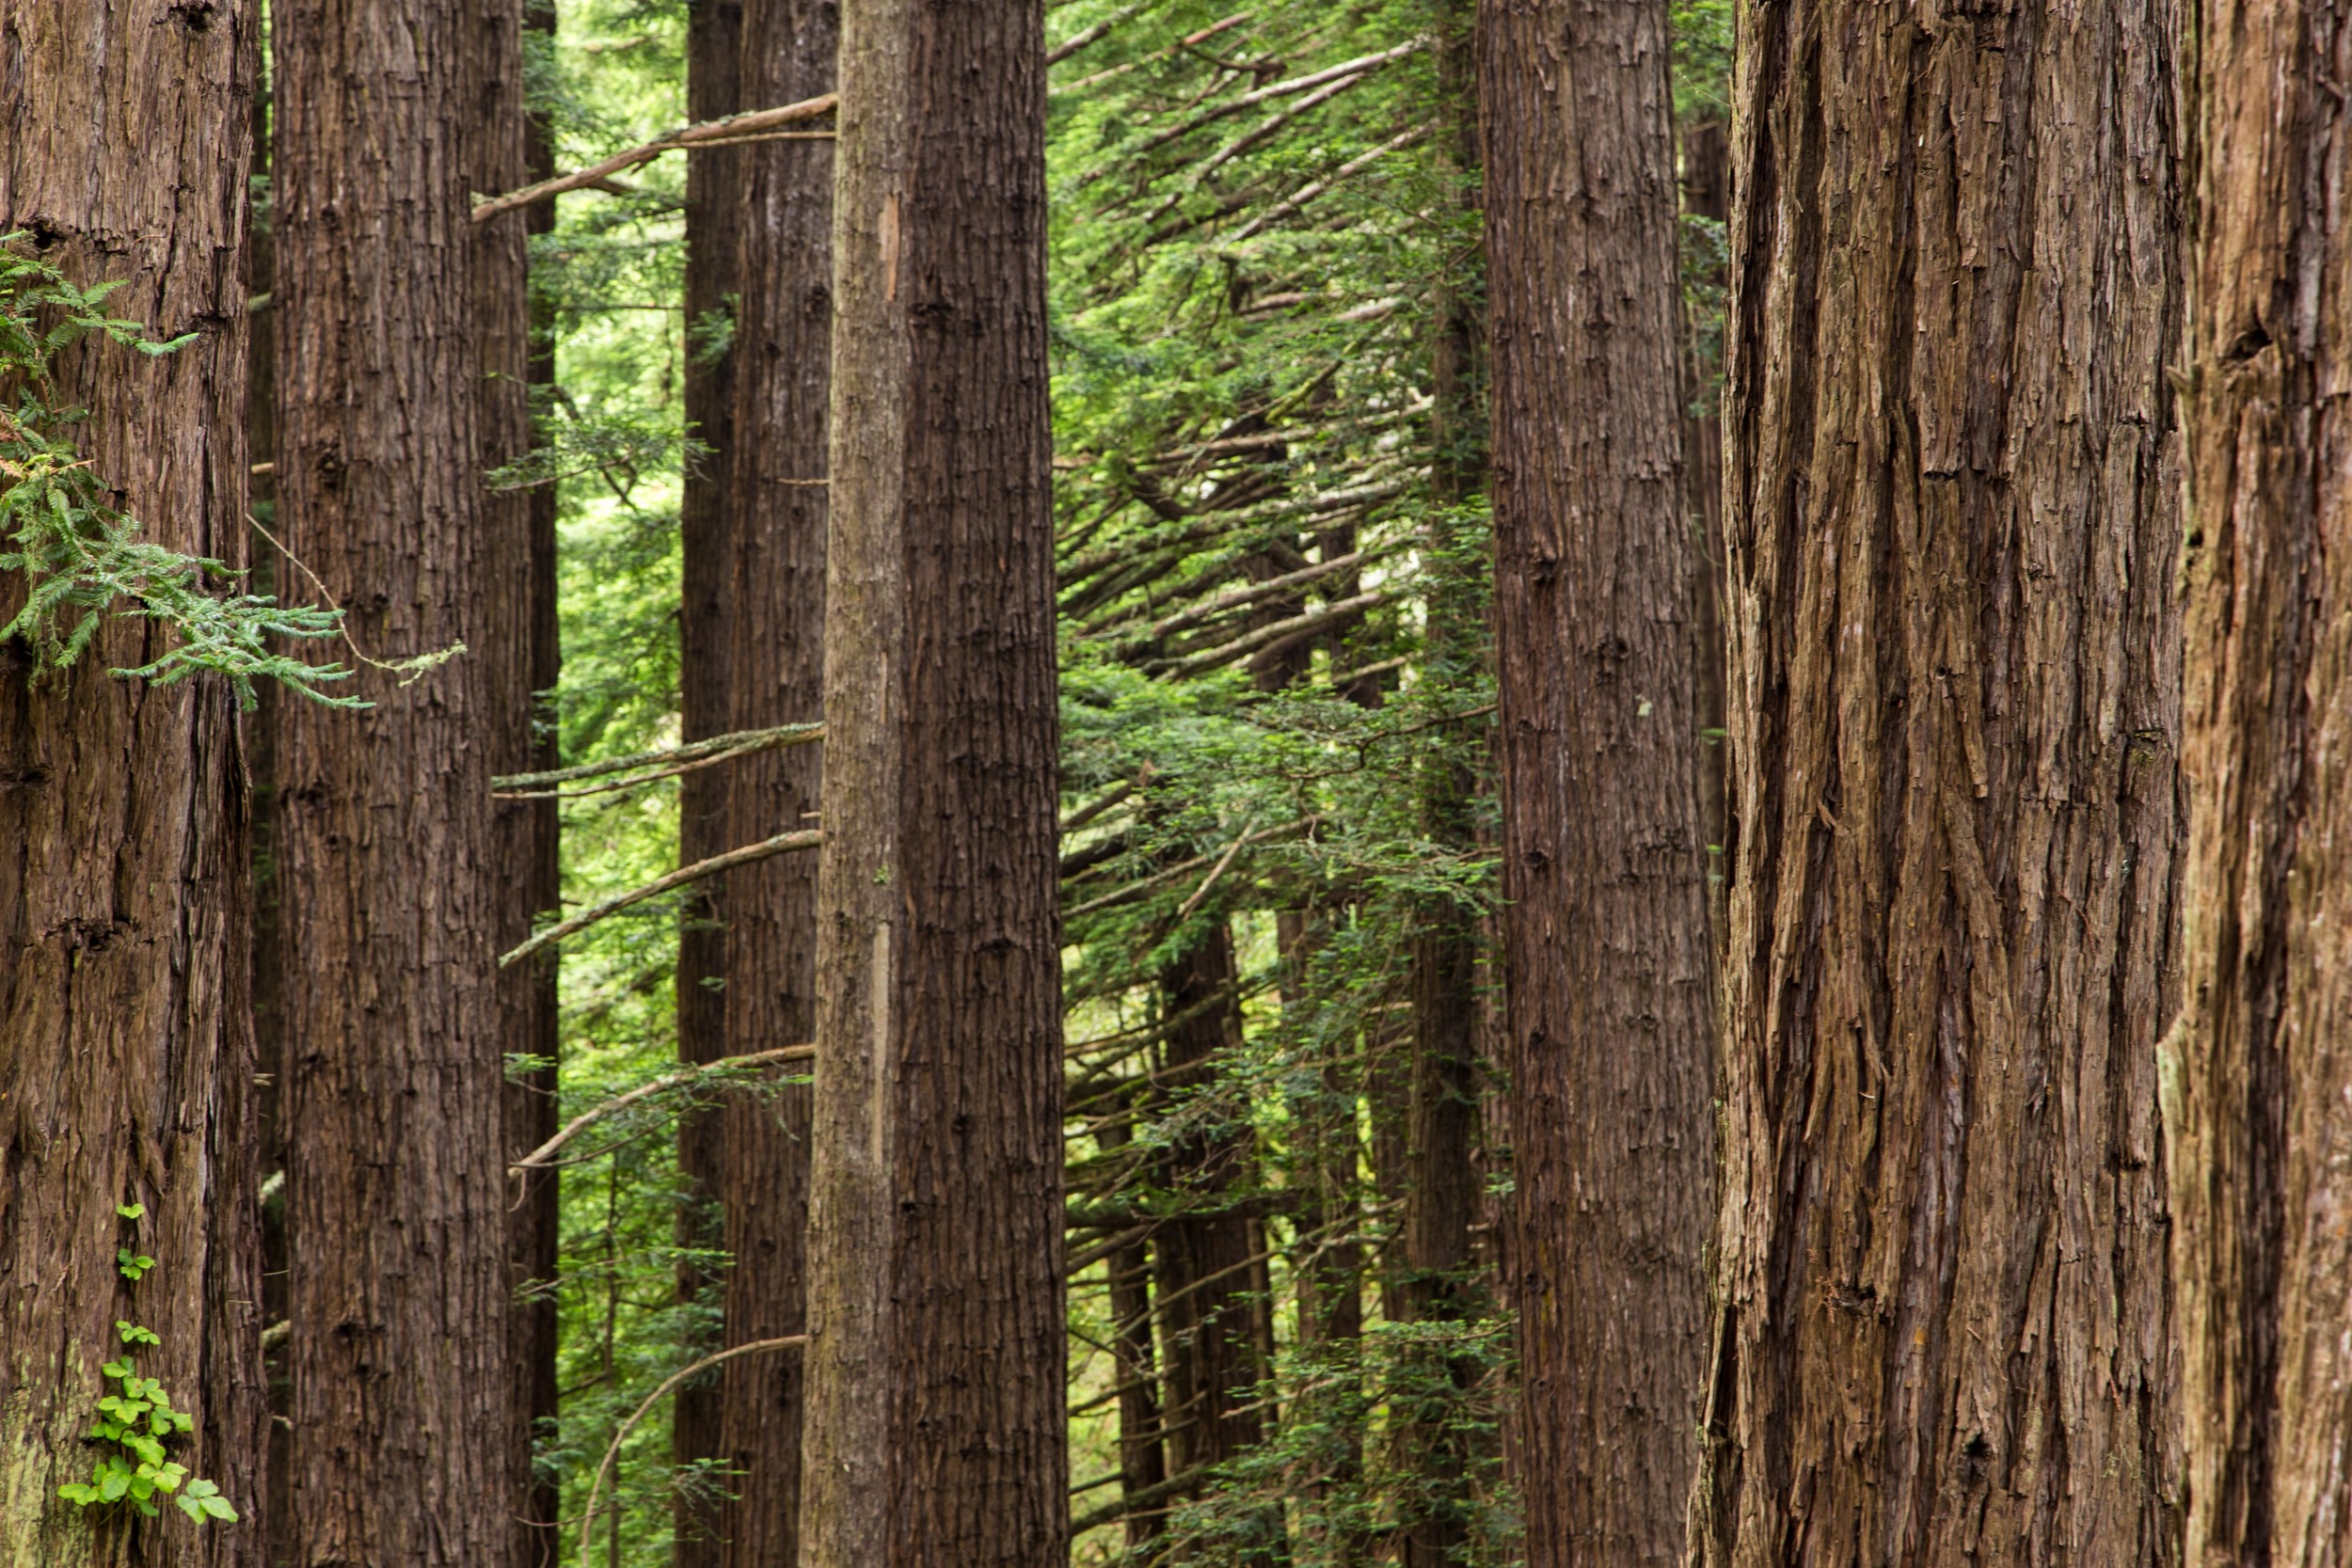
xmin=0 ymin=233 xmax=354 ymax=706
xmin=58 ymin=1203 xmax=238 ymax=1525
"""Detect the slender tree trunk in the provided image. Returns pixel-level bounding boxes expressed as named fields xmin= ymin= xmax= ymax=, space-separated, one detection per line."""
xmin=796 ymin=0 xmax=1066 ymax=1559
xmin=511 ymin=6 xmax=564 ymax=1563
xmin=1101 ymin=1118 xmax=1169 ymax=1552
xmin=1402 ymin=11 xmax=1486 ymax=1564
xmin=1680 ymin=113 xmax=1729 ymax=927
xmin=1479 ymin=1 xmax=1712 ymax=1563
xmin=276 ymin=0 xmax=522 ymax=1560
xmin=2172 ymin=9 xmax=2352 ymax=1565
xmin=0 ymin=5 xmax=262 ymax=1559
xmin=1153 ymin=932 xmax=1269 ymax=1485
xmin=704 ymin=0 xmax=835 ymax=1561
xmin=468 ymin=8 xmax=551 ymax=1567
xmin=672 ymin=3 xmax=746 ymax=1555
xmin=1691 ymin=6 xmax=2184 ymax=1566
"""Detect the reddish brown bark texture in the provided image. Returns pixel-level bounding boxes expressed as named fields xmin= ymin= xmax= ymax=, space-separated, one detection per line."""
xmin=672 ymin=0 xmax=745 ymax=1544
xmin=690 ymin=0 xmax=835 ymax=1560
xmin=0 ymin=3 xmax=263 ymax=1560
xmin=511 ymin=8 xmax=564 ymax=1563
xmin=1480 ymin=0 xmax=1712 ymax=1562
xmin=797 ymin=0 xmax=1065 ymax=1555
xmin=2171 ymin=7 xmax=2352 ymax=1565
xmin=274 ymin=0 xmax=525 ymax=1561
xmin=1693 ymin=5 xmax=2184 ymax=1566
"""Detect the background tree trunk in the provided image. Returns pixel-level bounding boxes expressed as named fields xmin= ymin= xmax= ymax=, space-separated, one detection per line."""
xmin=704 ymin=0 xmax=835 ymax=1561
xmin=275 ymin=0 xmax=522 ymax=1560
xmin=0 ymin=4 xmax=263 ymax=1559
xmin=796 ymin=0 xmax=1066 ymax=1557
xmin=467 ymin=7 xmax=554 ymax=1566
xmin=1153 ymin=934 xmax=1268 ymax=1484
xmin=509 ymin=4 xmax=564 ymax=1563
xmin=1692 ymin=6 xmax=2184 ymax=1565
xmin=1401 ymin=10 xmax=1486 ymax=1566
xmin=672 ymin=3 xmax=746 ymax=1555
xmin=1479 ymin=0 xmax=1711 ymax=1563
xmin=2172 ymin=8 xmax=2352 ymax=1564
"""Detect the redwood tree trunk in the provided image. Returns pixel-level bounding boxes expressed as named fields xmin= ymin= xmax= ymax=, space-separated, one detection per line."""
xmin=703 ymin=0 xmax=835 ymax=1560
xmin=796 ymin=0 xmax=1065 ymax=1555
xmin=1692 ymin=6 xmax=2184 ymax=1566
xmin=673 ymin=5 xmax=745 ymax=1555
xmin=276 ymin=0 xmax=521 ymax=1561
xmin=0 ymin=5 xmax=262 ymax=1559
xmin=2172 ymin=9 xmax=2352 ymax=1565
xmin=1479 ymin=0 xmax=1712 ymax=1563
xmin=509 ymin=5 xmax=564 ymax=1563
xmin=1152 ymin=933 xmax=1267 ymax=1483
xmin=1401 ymin=9 xmax=1486 ymax=1563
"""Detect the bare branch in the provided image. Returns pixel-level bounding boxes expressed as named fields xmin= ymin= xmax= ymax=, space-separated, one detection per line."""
xmin=472 ymin=92 xmax=838 ymax=222
xmin=500 ymin=828 xmax=824 ymax=968
xmin=510 ymin=1044 xmax=814 ymax=1175
xmin=1154 ymin=589 xmax=1388 ymax=678
xmin=493 ymin=722 xmax=821 ymax=792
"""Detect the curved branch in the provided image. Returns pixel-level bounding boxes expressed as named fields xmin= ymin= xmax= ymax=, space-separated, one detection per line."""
xmin=510 ymin=1044 xmax=815 ymax=1176
xmin=578 ymin=1337 xmax=809 ymax=1564
xmin=474 ymin=93 xmax=838 ymax=222
xmin=500 ymin=827 xmax=823 ymax=969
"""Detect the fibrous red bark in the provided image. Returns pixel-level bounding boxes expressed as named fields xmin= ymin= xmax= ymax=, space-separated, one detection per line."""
xmin=2172 ymin=8 xmax=2352 ymax=1565
xmin=1693 ymin=5 xmax=2184 ymax=1565
xmin=0 ymin=4 xmax=263 ymax=1559
xmin=1480 ymin=0 xmax=1713 ymax=1560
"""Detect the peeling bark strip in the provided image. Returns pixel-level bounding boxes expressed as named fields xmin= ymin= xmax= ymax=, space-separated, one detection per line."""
xmin=797 ymin=0 xmax=1066 ymax=1560
xmin=0 ymin=3 xmax=262 ymax=1560
xmin=275 ymin=0 xmax=520 ymax=1561
xmin=1694 ymin=5 xmax=2184 ymax=1566
xmin=2172 ymin=8 xmax=2352 ymax=1566
xmin=1479 ymin=0 xmax=1712 ymax=1563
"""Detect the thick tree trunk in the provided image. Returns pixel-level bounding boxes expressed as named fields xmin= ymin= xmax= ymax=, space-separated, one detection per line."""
xmin=275 ymin=0 xmax=522 ymax=1561
xmin=703 ymin=0 xmax=835 ymax=1561
xmin=1479 ymin=1 xmax=1712 ymax=1563
xmin=510 ymin=5 xmax=564 ymax=1563
xmin=795 ymin=0 xmax=1065 ymax=1560
xmin=1692 ymin=6 xmax=2184 ymax=1566
xmin=2172 ymin=9 xmax=2352 ymax=1565
xmin=672 ymin=4 xmax=746 ymax=1555
xmin=0 ymin=5 xmax=263 ymax=1560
